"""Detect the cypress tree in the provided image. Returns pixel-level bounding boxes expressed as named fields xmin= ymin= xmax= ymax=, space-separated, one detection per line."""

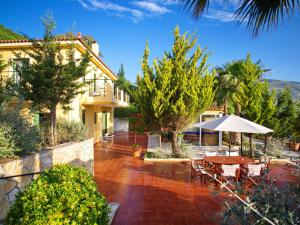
xmin=134 ymin=26 xmax=215 ymax=156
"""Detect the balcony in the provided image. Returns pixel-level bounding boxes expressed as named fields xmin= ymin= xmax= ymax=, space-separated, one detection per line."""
xmin=82 ymin=79 xmax=129 ymax=107
xmin=113 ymin=86 xmax=130 ymax=107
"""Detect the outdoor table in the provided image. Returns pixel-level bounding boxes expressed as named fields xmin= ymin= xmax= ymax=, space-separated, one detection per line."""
xmin=204 ymin=156 xmax=254 ymax=166
xmin=203 ymin=156 xmax=255 ymax=182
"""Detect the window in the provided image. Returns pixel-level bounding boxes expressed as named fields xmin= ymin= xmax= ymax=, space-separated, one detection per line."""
xmin=12 ymin=58 xmax=29 ymax=83
xmin=89 ymin=78 xmax=107 ymax=96
xmin=82 ymin=110 xmax=86 ymax=125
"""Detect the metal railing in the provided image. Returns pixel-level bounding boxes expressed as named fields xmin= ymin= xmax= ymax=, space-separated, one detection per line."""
xmin=0 ymin=171 xmax=42 ymax=180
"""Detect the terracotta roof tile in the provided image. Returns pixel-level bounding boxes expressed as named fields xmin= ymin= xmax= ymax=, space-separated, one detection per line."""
xmin=0 ymin=38 xmax=117 ymax=78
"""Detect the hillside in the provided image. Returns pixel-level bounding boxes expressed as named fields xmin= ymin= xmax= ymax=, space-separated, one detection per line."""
xmin=268 ymin=79 xmax=300 ymax=101
xmin=0 ymin=24 xmax=25 ymax=40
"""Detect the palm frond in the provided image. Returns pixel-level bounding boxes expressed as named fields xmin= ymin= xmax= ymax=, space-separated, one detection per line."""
xmin=179 ymin=0 xmax=210 ymax=19
xmin=235 ymin=0 xmax=300 ymax=36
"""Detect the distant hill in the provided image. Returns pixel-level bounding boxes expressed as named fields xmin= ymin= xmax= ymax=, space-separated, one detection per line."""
xmin=0 ymin=24 xmax=25 ymax=40
xmin=268 ymin=79 xmax=300 ymax=101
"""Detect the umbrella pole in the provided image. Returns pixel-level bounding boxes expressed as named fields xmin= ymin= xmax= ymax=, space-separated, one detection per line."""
xmin=264 ymin=134 xmax=267 ymax=153
xmin=229 ymin=132 xmax=232 ymax=156
xmin=240 ymin=133 xmax=243 ymax=156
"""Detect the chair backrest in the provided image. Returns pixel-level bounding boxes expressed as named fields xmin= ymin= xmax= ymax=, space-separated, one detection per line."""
xmin=192 ymin=153 xmax=205 ymax=160
xmin=205 ymin=151 xmax=217 ymax=156
xmin=221 ymin=164 xmax=239 ymax=177
xmin=225 ymin=151 xmax=239 ymax=156
xmin=247 ymin=164 xmax=262 ymax=176
xmin=191 ymin=158 xmax=197 ymax=170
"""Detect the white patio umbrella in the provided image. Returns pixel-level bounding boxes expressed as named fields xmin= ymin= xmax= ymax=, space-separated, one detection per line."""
xmin=193 ymin=114 xmax=273 ymax=156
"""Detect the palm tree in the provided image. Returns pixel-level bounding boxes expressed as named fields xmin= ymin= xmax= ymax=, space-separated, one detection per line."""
xmin=180 ymin=0 xmax=299 ymax=36
xmin=214 ymin=70 xmax=241 ymax=115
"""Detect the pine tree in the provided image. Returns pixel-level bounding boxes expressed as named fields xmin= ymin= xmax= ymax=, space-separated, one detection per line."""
xmin=134 ymin=26 xmax=215 ymax=156
xmin=115 ymin=64 xmax=136 ymax=101
xmin=271 ymin=87 xmax=296 ymax=138
xmin=17 ymin=13 xmax=89 ymax=145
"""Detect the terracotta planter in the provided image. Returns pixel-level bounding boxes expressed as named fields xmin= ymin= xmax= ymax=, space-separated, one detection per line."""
xmin=290 ymin=142 xmax=300 ymax=151
xmin=132 ymin=146 xmax=141 ymax=158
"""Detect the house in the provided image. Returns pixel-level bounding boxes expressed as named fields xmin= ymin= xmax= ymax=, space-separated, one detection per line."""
xmin=183 ymin=105 xmax=223 ymax=147
xmin=0 ymin=36 xmax=129 ymax=143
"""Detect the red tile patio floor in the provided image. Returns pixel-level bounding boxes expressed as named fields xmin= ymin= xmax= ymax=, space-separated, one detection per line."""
xmin=94 ymin=132 xmax=299 ymax=225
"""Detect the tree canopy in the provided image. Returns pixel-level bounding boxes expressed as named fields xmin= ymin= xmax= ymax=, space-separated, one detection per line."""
xmin=17 ymin=14 xmax=90 ymax=145
xmin=134 ymin=26 xmax=215 ymax=155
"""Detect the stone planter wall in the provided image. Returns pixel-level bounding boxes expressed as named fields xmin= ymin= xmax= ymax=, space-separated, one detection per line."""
xmin=0 ymin=138 xmax=94 ymax=221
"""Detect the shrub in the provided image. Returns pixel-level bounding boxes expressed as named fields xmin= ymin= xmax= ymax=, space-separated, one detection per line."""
xmin=265 ymin=137 xmax=284 ymax=158
xmin=0 ymin=104 xmax=41 ymax=159
xmin=57 ymin=118 xmax=87 ymax=144
xmin=41 ymin=118 xmax=87 ymax=146
xmin=0 ymin=123 xmax=20 ymax=159
xmin=5 ymin=165 xmax=110 ymax=225
xmin=114 ymin=104 xmax=139 ymax=118
xmin=223 ymin=179 xmax=300 ymax=225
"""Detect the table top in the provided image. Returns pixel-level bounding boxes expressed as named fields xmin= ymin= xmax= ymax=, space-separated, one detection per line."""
xmin=204 ymin=156 xmax=255 ymax=165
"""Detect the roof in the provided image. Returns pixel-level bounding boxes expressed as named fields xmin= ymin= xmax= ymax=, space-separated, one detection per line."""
xmin=206 ymin=104 xmax=224 ymax=112
xmin=0 ymin=38 xmax=117 ymax=79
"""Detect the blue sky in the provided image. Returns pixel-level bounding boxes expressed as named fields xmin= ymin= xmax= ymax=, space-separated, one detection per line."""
xmin=1 ymin=0 xmax=300 ymax=82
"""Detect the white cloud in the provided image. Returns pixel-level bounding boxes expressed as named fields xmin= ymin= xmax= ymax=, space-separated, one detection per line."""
xmin=132 ymin=1 xmax=171 ymax=14
xmin=204 ymin=9 xmax=236 ymax=22
xmin=77 ymin=0 xmax=144 ymax=22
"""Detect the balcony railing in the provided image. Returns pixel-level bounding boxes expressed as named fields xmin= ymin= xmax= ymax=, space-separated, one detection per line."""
xmin=114 ymin=86 xmax=130 ymax=104
xmin=86 ymin=79 xmax=106 ymax=97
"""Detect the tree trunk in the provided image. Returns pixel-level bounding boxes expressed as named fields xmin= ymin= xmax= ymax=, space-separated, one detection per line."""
xmin=223 ymin=99 xmax=228 ymax=115
xmin=50 ymin=106 xmax=57 ymax=146
xmin=249 ymin=134 xmax=253 ymax=158
xmin=171 ymin=131 xmax=179 ymax=157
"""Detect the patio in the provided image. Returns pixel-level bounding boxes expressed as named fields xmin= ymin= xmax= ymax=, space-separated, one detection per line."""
xmin=94 ymin=132 xmax=299 ymax=225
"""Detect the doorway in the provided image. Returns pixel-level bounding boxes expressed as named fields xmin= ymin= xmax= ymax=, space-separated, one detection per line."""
xmin=102 ymin=112 xmax=109 ymax=136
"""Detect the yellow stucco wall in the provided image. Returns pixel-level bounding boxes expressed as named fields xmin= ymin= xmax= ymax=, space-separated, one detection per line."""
xmin=0 ymin=40 xmax=117 ymax=143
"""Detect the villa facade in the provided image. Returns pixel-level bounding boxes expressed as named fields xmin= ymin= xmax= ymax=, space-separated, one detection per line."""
xmin=0 ymin=37 xmax=129 ymax=143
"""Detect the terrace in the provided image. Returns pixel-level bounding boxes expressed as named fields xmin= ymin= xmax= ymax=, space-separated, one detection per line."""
xmin=94 ymin=132 xmax=299 ymax=225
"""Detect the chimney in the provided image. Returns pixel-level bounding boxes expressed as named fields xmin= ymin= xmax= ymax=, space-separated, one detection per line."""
xmin=91 ymin=42 xmax=99 ymax=56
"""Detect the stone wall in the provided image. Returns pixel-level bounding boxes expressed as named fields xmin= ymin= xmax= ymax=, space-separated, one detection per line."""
xmin=0 ymin=138 xmax=94 ymax=221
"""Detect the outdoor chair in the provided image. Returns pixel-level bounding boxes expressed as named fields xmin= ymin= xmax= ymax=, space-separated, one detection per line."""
xmin=218 ymin=164 xmax=240 ymax=188
xmin=191 ymin=158 xmax=207 ymax=183
xmin=259 ymin=155 xmax=271 ymax=173
xmin=205 ymin=151 xmax=217 ymax=157
xmin=225 ymin=151 xmax=239 ymax=156
xmin=240 ymin=164 xmax=263 ymax=191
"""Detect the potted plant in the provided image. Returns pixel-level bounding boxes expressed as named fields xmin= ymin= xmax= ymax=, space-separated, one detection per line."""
xmin=290 ymin=134 xmax=300 ymax=151
xmin=131 ymin=143 xmax=142 ymax=158
xmin=129 ymin=116 xmax=145 ymax=158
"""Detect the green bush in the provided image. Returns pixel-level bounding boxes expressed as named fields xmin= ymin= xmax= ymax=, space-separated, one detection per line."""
xmin=5 ymin=165 xmax=110 ymax=225
xmin=0 ymin=123 xmax=20 ymax=159
xmin=41 ymin=118 xmax=87 ymax=146
xmin=0 ymin=105 xmax=41 ymax=159
xmin=114 ymin=104 xmax=139 ymax=118
xmin=57 ymin=118 xmax=87 ymax=144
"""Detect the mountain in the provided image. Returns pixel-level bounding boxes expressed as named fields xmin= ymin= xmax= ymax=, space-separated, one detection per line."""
xmin=268 ymin=79 xmax=300 ymax=101
xmin=0 ymin=24 xmax=25 ymax=40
